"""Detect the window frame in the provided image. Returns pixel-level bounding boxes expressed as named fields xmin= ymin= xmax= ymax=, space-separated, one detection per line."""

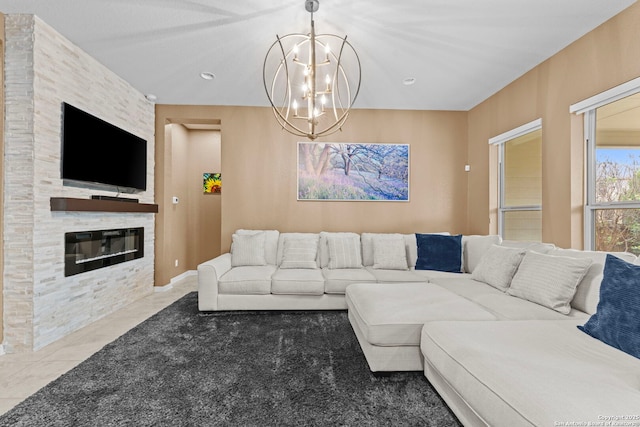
xmin=570 ymin=77 xmax=640 ymax=251
xmin=489 ymin=118 xmax=543 ymax=240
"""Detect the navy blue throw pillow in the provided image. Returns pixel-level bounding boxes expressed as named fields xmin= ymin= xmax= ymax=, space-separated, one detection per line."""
xmin=415 ymin=234 xmax=462 ymax=273
xmin=578 ymin=254 xmax=640 ymax=359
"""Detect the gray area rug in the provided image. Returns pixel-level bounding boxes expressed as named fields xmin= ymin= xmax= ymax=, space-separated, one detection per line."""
xmin=0 ymin=292 xmax=461 ymax=426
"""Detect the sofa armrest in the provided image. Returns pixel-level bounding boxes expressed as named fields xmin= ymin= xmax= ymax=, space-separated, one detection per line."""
xmin=197 ymin=253 xmax=232 ymax=311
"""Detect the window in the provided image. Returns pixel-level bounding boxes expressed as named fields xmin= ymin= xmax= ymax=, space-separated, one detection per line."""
xmin=489 ymin=119 xmax=542 ymax=241
xmin=574 ymin=82 xmax=640 ymax=255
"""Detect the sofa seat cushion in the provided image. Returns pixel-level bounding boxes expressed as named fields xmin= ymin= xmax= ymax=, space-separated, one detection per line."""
xmin=322 ymin=268 xmax=377 ymax=294
xmin=346 ymin=282 xmax=497 ymax=347
xmin=469 ymin=294 xmax=589 ymax=321
xmin=428 ymin=276 xmax=507 ymax=299
xmin=420 ymin=320 xmax=640 ymax=427
xmin=365 ymin=267 xmax=426 ymax=283
xmin=412 ymin=270 xmax=473 ymax=281
xmin=218 ymin=265 xmax=277 ymax=295
xmin=429 ymin=277 xmax=589 ymax=320
xmin=271 ymin=268 xmax=325 ymax=295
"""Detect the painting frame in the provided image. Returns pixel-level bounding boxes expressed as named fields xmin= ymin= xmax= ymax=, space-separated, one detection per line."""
xmin=297 ymin=142 xmax=410 ymax=202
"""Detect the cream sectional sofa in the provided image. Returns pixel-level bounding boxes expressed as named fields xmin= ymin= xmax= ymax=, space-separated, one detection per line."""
xmin=198 ymin=229 xmax=640 ymax=426
xmin=198 ymin=229 xmax=432 ymax=311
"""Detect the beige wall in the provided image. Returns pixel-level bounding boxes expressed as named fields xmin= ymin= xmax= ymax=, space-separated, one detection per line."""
xmin=467 ymin=2 xmax=640 ymax=249
xmin=155 ymin=105 xmax=468 ymax=285
xmin=1 ymin=13 xmax=5 ymax=348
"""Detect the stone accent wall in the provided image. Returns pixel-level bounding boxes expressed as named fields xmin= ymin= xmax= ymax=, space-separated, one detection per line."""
xmin=3 ymin=15 xmax=156 ymax=352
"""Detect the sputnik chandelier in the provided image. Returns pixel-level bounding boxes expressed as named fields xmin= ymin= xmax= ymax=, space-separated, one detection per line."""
xmin=263 ymin=0 xmax=361 ymax=140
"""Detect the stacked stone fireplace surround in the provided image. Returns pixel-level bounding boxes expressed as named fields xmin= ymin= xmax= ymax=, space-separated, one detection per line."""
xmin=2 ymin=15 xmax=156 ymax=353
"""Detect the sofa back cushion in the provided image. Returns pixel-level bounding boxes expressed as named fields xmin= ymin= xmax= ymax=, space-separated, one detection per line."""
xmin=234 ymin=229 xmax=280 ymax=265
xmin=548 ymin=248 xmax=636 ymax=315
xmin=462 ymin=235 xmax=502 ymax=273
xmin=499 ymin=240 xmax=556 ymax=252
xmin=276 ymin=233 xmax=320 ymax=269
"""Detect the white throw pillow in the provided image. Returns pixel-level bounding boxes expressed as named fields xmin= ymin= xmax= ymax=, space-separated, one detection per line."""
xmin=471 ymin=245 xmax=526 ymax=291
xmin=236 ymin=229 xmax=279 ymax=265
xmin=372 ymin=234 xmax=408 ymax=270
xmin=231 ymin=232 xmax=267 ymax=267
xmin=327 ymin=234 xmax=363 ymax=269
xmin=280 ymin=238 xmax=318 ymax=269
xmin=507 ymin=251 xmax=593 ymax=314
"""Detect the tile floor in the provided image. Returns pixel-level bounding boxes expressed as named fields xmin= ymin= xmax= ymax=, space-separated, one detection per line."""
xmin=0 ymin=275 xmax=197 ymax=416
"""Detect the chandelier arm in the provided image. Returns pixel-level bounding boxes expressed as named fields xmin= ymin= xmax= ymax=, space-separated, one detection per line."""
xmin=334 ymin=36 xmax=361 ymax=110
xmin=273 ymin=36 xmax=292 ymax=121
xmin=265 ymin=36 xmax=313 ymax=137
xmin=263 ymin=38 xmax=286 ymax=112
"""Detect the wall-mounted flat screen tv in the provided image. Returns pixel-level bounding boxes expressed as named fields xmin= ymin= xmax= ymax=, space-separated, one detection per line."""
xmin=61 ymin=102 xmax=147 ymax=192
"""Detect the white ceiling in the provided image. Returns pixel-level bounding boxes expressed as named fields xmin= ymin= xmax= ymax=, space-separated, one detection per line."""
xmin=0 ymin=0 xmax=636 ymax=111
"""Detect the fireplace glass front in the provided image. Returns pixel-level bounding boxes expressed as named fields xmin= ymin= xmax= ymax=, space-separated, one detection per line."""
xmin=65 ymin=227 xmax=143 ymax=276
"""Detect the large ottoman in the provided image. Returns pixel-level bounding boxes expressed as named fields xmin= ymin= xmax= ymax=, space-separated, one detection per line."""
xmin=345 ymin=282 xmax=497 ymax=371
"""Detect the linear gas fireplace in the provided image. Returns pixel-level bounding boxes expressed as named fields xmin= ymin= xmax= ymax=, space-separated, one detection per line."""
xmin=65 ymin=227 xmax=144 ymax=276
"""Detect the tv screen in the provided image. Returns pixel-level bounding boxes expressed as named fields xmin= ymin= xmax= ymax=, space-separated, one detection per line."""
xmin=61 ymin=102 xmax=147 ymax=192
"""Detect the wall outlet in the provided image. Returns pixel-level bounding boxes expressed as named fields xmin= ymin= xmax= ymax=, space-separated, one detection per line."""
xmin=174 ymin=259 xmax=179 ymax=267
xmin=464 ymin=164 xmax=471 ymax=172
xmin=172 ymin=196 xmax=179 ymax=204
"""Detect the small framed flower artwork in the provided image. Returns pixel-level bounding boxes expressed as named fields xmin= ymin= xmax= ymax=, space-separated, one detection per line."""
xmin=203 ymin=173 xmax=221 ymax=194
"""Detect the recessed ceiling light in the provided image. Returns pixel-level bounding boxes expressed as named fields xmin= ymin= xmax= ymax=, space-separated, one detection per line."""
xmin=145 ymin=94 xmax=157 ymax=102
xmin=403 ymin=77 xmax=416 ymax=86
xmin=200 ymin=72 xmax=216 ymax=80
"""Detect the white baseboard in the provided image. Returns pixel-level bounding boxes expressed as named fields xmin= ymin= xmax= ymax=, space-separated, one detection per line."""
xmin=154 ymin=270 xmax=197 ymax=292
xmin=0 ymin=344 xmax=5 ymax=356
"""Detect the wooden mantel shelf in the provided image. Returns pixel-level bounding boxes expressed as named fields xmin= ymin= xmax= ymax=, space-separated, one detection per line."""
xmin=50 ymin=197 xmax=159 ymax=213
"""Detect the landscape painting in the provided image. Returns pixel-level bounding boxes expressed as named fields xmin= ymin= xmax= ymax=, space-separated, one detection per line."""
xmin=297 ymin=143 xmax=409 ymax=201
